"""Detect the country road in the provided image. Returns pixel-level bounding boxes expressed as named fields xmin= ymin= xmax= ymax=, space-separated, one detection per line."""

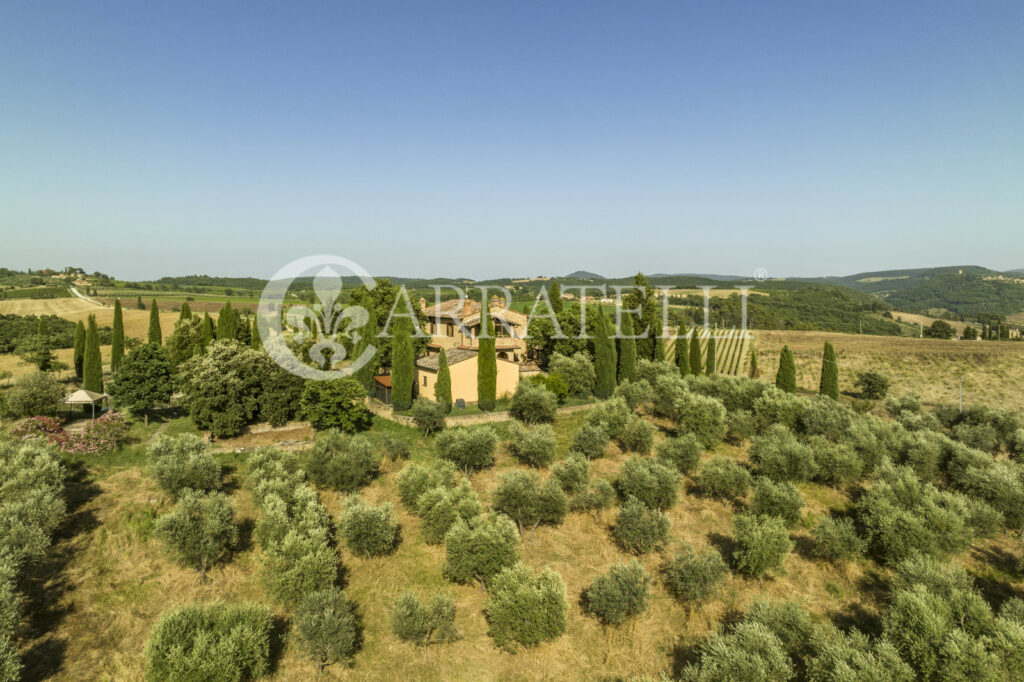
xmin=69 ymin=286 xmax=106 ymax=307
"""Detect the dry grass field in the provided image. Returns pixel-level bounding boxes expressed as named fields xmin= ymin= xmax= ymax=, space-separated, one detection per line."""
xmin=755 ymin=330 xmax=1024 ymax=411
xmin=19 ymin=412 xmax=919 ymax=682
xmin=888 ymin=310 xmax=970 ymax=336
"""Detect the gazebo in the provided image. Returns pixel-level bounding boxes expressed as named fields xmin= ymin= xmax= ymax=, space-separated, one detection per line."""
xmin=64 ymin=389 xmax=109 ymax=420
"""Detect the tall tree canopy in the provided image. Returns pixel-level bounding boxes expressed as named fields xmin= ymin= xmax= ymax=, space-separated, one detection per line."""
xmin=111 ymin=298 xmax=125 ymax=372
xmin=148 ymin=299 xmax=162 ymax=345
xmin=477 ymin=301 xmax=497 ymax=411
xmin=83 ymin=314 xmax=103 ymax=392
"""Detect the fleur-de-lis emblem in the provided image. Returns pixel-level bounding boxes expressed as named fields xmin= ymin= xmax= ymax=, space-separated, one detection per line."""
xmin=285 ymin=266 xmax=370 ymax=369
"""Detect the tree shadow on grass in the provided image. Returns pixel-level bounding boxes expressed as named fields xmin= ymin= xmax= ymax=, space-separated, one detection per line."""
xmin=19 ymin=460 xmax=102 ymax=679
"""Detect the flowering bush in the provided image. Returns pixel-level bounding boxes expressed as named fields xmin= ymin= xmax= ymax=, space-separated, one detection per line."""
xmin=10 ymin=411 xmax=129 ymax=454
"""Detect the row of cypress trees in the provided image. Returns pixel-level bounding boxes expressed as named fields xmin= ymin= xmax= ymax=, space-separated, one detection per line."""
xmin=774 ymin=341 xmax=839 ymax=400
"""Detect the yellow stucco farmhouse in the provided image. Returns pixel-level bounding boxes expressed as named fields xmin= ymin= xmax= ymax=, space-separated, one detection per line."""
xmin=414 ymin=347 xmax=519 ymax=405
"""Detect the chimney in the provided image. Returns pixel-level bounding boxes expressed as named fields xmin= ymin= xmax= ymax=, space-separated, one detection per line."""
xmin=491 ymin=294 xmax=504 ymax=309
xmin=462 ymin=299 xmax=474 ymax=316
xmin=418 ymin=297 xmax=427 ymax=312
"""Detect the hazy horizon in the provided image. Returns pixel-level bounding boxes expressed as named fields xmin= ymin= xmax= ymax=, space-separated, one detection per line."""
xmin=3 ymin=2 xmax=1022 ymax=280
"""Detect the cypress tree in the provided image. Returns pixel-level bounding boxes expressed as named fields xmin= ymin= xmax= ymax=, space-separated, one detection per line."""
xmin=73 ymin=320 xmax=86 ymax=378
xmin=250 ymin=316 xmax=262 ymax=349
xmin=435 ymin=349 xmax=452 ymax=413
xmin=352 ymin=294 xmax=380 ymax=390
xmin=216 ymin=302 xmax=237 ymax=340
xmin=550 ymin=280 xmax=563 ymax=314
xmin=705 ymin=335 xmax=717 ymax=375
xmin=689 ymin=330 xmax=703 ymax=375
xmin=391 ymin=315 xmax=415 ymax=411
xmin=179 ymin=301 xmax=192 ymax=321
xmin=137 ymin=295 xmax=145 ymax=310
xmin=37 ymin=317 xmax=49 ymax=338
xmin=200 ymin=312 xmax=215 ymax=350
xmin=148 ymin=299 xmax=162 ymax=345
xmin=676 ymin=329 xmax=690 ymax=377
xmin=111 ymin=299 xmax=125 ymax=372
xmin=83 ymin=314 xmax=103 ymax=392
xmin=819 ymin=341 xmax=839 ymax=400
xmin=776 ymin=346 xmax=796 ymax=393
xmin=618 ymin=313 xmax=638 ymax=383
xmin=748 ymin=345 xmax=760 ymax=379
xmin=594 ymin=306 xmax=617 ymax=398
xmin=477 ymin=301 xmax=497 ymax=411
xmin=652 ymin=317 xmax=665 ymax=362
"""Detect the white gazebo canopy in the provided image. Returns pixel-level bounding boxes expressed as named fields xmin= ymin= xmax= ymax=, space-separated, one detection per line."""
xmin=64 ymin=389 xmax=109 ymax=419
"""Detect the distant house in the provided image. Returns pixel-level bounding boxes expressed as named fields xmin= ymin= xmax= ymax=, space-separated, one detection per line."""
xmin=420 ymin=297 xmax=529 ymax=363
xmin=415 ymin=348 xmax=519 ymax=405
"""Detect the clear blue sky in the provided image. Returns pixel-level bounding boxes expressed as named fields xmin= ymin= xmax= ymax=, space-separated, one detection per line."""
xmin=2 ymin=1 xmax=1022 ymax=281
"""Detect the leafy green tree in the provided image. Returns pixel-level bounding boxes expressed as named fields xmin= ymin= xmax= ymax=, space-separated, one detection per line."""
xmin=657 ymin=434 xmax=702 ymax=474
xmin=505 ymin=423 xmax=557 ymax=467
xmin=109 ymin=344 xmax=173 ymax=424
xmin=676 ymin=329 xmax=691 ymax=377
xmin=924 ymin=319 xmax=957 ymax=339
xmin=477 ymin=300 xmax=497 ymax=411
xmin=616 ymin=456 xmax=679 ymax=510
xmin=855 ymin=371 xmax=890 ymax=399
xmin=294 ymin=587 xmax=362 ymax=671
xmin=748 ymin=345 xmax=760 ymax=378
xmin=411 ymin=398 xmax=447 ymax=435
xmin=612 ymin=498 xmax=670 ymax=555
xmin=674 ymin=392 xmax=728 ymax=448
xmin=732 ymin=513 xmax=793 ymax=578
xmin=661 ymin=546 xmax=729 ymax=605
xmin=303 ymin=430 xmax=380 ymax=492
xmin=617 ymin=312 xmax=638 ymax=383
xmin=396 ymin=460 xmax=456 ymax=510
xmin=154 ymin=489 xmax=238 ymax=576
xmin=136 ymin=295 xmax=145 ymax=310
xmin=391 ymin=315 xmax=414 ymax=411
xmin=570 ymin=422 xmax=610 ymax=459
xmin=582 ymin=560 xmax=651 ymax=627
xmin=594 ymin=306 xmax=617 ymax=398
xmin=678 ymin=622 xmax=793 ymax=682
xmin=300 ymin=377 xmax=372 ymax=433
xmin=165 ymin=317 xmax=204 ymax=367
xmin=435 ymin=425 xmax=498 ymax=473
xmin=624 ymin=273 xmax=657 ymax=360
xmin=775 ymin=345 xmax=796 ymax=393
xmin=200 ymin=312 xmax=214 ymax=349
xmin=749 ymin=478 xmax=804 ymax=527
xmin=434 ymin=349 xmax=452 ymax=413
xmin=443 ymin=513 xmax=520 ymax=585
xmin=73 ymin=320 xmax=86 ymax=378
xmin=4 ymin=371 xmax=63 ymax=417
xmin=111 ymin=298 xmax=125 ymax=372
xmin=14 ymin=333 xmax=54 ymax=371
xmin=148 ymin=434 xmax=222 ymax=497
xmin=689 ymin=330 xmax=703 ymax=375
xmin=812 ymin=516 xmax=865 ymax=564
xmin=492 ymin=470 xmax=566 ymax=532
xmin=249 ymin=316 xmax=261 ymax=349
xmin=484 ymin=563 xmax=567 ymax=651
xmin=705 ymin=335 xmax=717 ymax=375
xmin=83 ymin=314 xmax=103 ymax=392
xmin=339 ymin=497 xmax=399 ymax=557
xmin=549 ymin=280 xmax=563 ymax=314
xmin=652 ymin=318 xmax=666 ymax=362
xmin=179 ymin=300 xmax=192 ymax=321
xmin=698 ymin=456 xmax=752 ymax=500
xmin=418 ymin=480 xmax=481 ymax=544
xmin=391 ymin=591 xmax=459 ymax=646
xmin=819 ymin=341 xmax=839 ymax=400
xmin=216 ymin=301 xmax=236 ymax=341
xmin=144 ymin=603 xmax=272 ymax=681
xmin=260 ymin=530 xmax=338 ymax=608
xmin=148 ymin=299 xmax=162 ymax=345
xmin=509 ymin=381 xmax=557 ymax=424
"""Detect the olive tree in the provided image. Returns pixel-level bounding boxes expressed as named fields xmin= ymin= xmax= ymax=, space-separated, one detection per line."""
xmin=154 ymin=489 xmax=238 ymax=576
xmin=484 ymin=563 xmax=567 ymax=651
xmin=582 ymin=560 xmax=651 ymax=626
xmin=293 ymin=587 xmax=362 ymax=671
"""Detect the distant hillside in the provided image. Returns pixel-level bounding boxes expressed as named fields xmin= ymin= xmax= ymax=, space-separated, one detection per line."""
xmin=563 ymin=270 xmax=605 ymax=280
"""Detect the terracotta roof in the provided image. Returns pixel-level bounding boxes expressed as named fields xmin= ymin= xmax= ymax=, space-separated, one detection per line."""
xmin=373 ymin=375 xmax=392 ymax=387
xmin=416 ymin=348 xmax=477 ymax=370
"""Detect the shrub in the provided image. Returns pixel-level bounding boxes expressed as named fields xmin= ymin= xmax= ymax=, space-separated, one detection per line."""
xmin=509 ymin=381 xmax=558 ymax=424
xmin=547 ymin=352 xmax=596 ymax=397
xmin=678 ymin=622 xmax=793 ymax=682
xmin=582 ymin=560 xmax=651 ymax=626
xmin=410 ymin=398 xmax=447 ymax=435
xmin=614 ymin=379 xmax=653 ymax=411
xmin=506 ymin=423 xmax=557 ymax=467
xmin=674 ymin=392 xmax=728 ymax=448
xmin=742 ymin=600 xmax=817 ymax=661
xmin=898 ymin=431 xmax=945 ymax=482
xmin=391 ymin=591 xmax=459 ymax=645
xmin=812 ymin=517 xmax=865 ymax=564
xmin=855 ymin=371 xmax=890 ymax=399
xmin=726 ymin=409 xmax=757 ymax=444
xmin=300 ymin=376 xmax=373 ymax=432
xmin=661 ymin=546 xmax=729 ymax=604
xmin=585 ymin=397 xmax=632 ymax=438
xmin=618 ymin=416 xmax=655 ymax=453
xmin=303 ymin=430 xmax=381 ymax=492
xmin=339 ymin=497 xmax=399 ymax=557
xmin=245 ymin=447 xmax=306 ymax=506
xmin=752 ymin=388 xmax=808 ymax=433
xmin=436 ymin=426 xmax=498 ymax=473
xmin=294 ymin=587 xmax=362 ymax=670
xmin=571 ymin=479 xmax=616 ymax=516
xmin=443 ymin=513 xmax=521 ymax=585
xmin=144 ymin=603 xmax=272 ymax=681
xmin=749 ymin=478 xmax=804 ymax=527
xmin=0 ymin=637 xmax=19 ymax=682
xmin=698 ymin=456 xmax=752 ymax=500
xmin=492 ymin=471 xmax=567 ymax=531
xmin=417 ymin=480 xmax=481 ymax=545
xmin=810 ymin=437 xmax=862 ymax=487
xmin=261 ymin=530 xmax=338 ymax=608
xmin=551 ymin=453 xmax=590 ymax=494
xmin=254 ymin=487 xmax=332 ymax=549
xmin=381 ymin=433 xmax=412 ymax=461
xmin=395 ymin=460 xmax=456 ymax=510
xmin=657 ymin=434 xmax=703 ymax=474
xmin=0 ymin=438 xmax=66 ymax=569
xmin=484 ymin=563 xmax=567 ymax=651
xmin=148 ymin=434 xmax=222 ymax=497
xmin=732 ymin=513 xmax=793 ymax=578
xmin=154 ymin=489 xmax=238 ymax=575
xmin=569 ymin=423 xmax=609 ymax=459
xmin=808 ymin=625 xmax=914 ymax=682
xmin=611 ymin=498 xmax=670 ymax=555
xmin=4 ymin=371 xmax=63 ymax=418
xmin=749 ymin=425 xmax=817 ymax=482
xmin=615 ymin=456 xmax=679 ymax=510
xmin=651 ymin=373 xmax=688 ymax=419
